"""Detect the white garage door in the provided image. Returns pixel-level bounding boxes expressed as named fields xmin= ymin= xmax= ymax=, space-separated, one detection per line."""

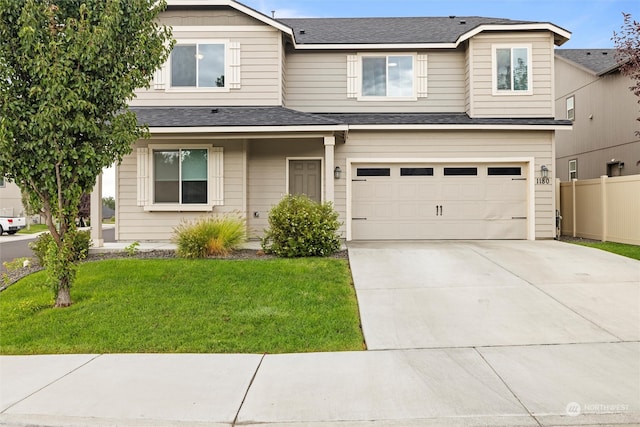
xmin=351 ymin=163 xmax=527 ymax=240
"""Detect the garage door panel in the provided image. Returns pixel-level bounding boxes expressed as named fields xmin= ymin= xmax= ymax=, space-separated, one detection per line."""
xmin=486 ymin=219 xmax=527 ymax=239
xmin=397 ymin=201 xmax=434 ymax=220
xmin=441 ymin=183 xmax=485 ymax=201
xmin=485 ymin=182 xmax=526 ymax=200
xmin=351 ymin=163 xmax=528 ymax=240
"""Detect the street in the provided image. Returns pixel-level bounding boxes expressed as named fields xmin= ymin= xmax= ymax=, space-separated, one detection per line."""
xmin=0 ymin=227 xmax=114 ymax=272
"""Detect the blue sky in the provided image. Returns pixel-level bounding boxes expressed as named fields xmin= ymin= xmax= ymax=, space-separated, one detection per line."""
xmin=241 ymin=0 xmax=638 ymax=48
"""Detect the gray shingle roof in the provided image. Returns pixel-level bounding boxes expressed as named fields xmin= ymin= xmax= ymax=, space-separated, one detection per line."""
xmin=555 ymin=49 xmax=621 ymax=75
xmin=320 ymin=113 xmax=571 ymax=126
xmin=130 ymin=106 xmax=343 ymax=127
xmin=278 ymin=16 xmax=550 ymax=45
xmin=130 ymin=108 xmax=570 ymax=128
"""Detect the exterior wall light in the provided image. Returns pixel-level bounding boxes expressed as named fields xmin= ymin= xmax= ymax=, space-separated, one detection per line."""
xmin=541 ymin=165 xmax=549 ymax=178
xmin=334 ymin=166 xmax=342 ymax=179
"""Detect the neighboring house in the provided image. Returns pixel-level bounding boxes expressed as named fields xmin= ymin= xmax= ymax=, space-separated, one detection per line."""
xmin=554 ymin=49 xmax=640 ymax=181
xmin=0 ymin=178 xmax=25 ymax=218
xmin=102 ymin=0 xmax=573 ymax=243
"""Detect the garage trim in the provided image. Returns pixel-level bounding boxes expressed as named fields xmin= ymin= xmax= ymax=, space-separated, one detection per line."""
xmin=345 ymin=157 xmax=535 ymax=241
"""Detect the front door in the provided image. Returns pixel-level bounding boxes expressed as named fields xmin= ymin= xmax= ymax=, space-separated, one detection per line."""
xmin=289 ymin=160 xmax=322 ymax=203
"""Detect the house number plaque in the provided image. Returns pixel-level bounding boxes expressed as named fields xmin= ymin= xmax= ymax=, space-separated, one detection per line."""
xmin=536 ymin=177 xmax=551 ymax=185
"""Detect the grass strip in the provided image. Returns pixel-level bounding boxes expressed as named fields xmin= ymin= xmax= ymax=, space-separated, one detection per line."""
xmin=568 ymin=240 xmax=640 ymax=260
xmin=17 ymin=224 xmax=49 ymax=235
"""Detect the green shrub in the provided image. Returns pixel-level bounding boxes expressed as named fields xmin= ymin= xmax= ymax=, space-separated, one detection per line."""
xmin=173 ymin=214 xmax=246 ymax=258
xmin=261 ymin=194 xmax=341 ymax=257
xmin=29 ymin=230 xmax=92 ymax=266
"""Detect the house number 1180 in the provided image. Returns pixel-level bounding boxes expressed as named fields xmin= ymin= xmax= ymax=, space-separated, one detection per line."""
xmin=536 ymin=177 xmax=551 ymax=185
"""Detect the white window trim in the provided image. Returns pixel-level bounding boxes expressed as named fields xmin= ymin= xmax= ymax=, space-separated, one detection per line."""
xmin=566 ymin=95 xmax=575 ymax=121
xmin=166 ymin=39 xmax=231 ymax=93
xmin=138 ymin=144 xmax=224 ymax=212
xmin=491 ymin=44 xmax=533 ymax=96
xmin=356 ymin=53 xmax=419 ymax=101
xmin=569 ymin=159 xmax=577 ymax=180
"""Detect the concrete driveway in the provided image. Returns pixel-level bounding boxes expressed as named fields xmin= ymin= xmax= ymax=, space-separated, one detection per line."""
xmin=346 ymin=240 xmax=640 ymax=425
xmin=349 ymin=240 xmax=639 ymax=349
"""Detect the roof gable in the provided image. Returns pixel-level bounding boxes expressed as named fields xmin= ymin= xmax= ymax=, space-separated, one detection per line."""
xmin=167 ymin=1 xmax=570 ymax=48
xmin=555 ymin=49 xmax=622 ymax=76
xmin=279 ymin=17 xmax=570 ymax=46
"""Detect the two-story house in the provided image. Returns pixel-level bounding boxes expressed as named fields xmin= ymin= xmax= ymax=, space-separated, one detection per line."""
xmin=555 ymin=49 xmax=640 ymax=181
xmin=104 ymin=0 xmax=572 ymax=243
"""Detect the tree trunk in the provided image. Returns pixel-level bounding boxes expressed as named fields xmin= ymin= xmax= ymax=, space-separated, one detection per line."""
xmin=55 ymin=281 xmax=72 ymax=307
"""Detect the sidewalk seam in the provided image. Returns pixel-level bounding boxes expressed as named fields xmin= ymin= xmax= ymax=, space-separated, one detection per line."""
xmin=474 ymin=347 xmax=543 ymax=427
xmin=0 ymin=354 xmax=103 ymax=414
xmin=232 ymin=353 xmax=265 ymax=426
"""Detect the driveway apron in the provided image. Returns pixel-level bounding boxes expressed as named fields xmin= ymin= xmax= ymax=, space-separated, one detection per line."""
xmin=346 ymin=240 xmax=640 ymax=425
xmin=348 ymin=240 xmax=638 ymax=350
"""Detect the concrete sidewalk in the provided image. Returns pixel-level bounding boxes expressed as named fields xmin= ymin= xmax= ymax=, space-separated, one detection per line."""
xmin=1 ymin=240 xmax=639 ymax=426
xmin=2 ymin=345 xmax=639 ymax=426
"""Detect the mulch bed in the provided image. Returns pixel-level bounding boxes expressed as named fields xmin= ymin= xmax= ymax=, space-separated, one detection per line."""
xmin=1 ymin=249 xmax=349 ymax=291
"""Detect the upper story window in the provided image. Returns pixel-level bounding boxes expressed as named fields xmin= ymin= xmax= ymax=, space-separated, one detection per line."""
xmin=493 ymin=45 xmax=532 ymax=95
xmin=171 ymin=43 xmax=226 ymax=89
xmin=569 ymin=159 xmax=577 ymax=180
xmin=347 ymin=53 xmax=427 ymax=101
xmin=566 ymin=95 xmax=575 ymax=121
xmin=362 ymin=55 xmax=414 ymax=98
xmin=153 ymin=40 xmax=240 ymax=91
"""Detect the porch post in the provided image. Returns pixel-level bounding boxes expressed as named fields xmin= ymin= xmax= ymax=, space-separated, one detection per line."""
xmin=324 ymin=136 xmax=335 ymax=204
xmin=90 ymin=173 xmax=104 ymax=247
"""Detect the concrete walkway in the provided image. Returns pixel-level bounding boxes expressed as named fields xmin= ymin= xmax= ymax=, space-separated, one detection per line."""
xmin=1 ymin=241 xmax=639 ymax=426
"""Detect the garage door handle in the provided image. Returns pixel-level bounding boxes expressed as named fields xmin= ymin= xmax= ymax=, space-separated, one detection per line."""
xmin=436 ymin=205 xmax=443 ymax=216
xmin=352 ymin=217 xmax=367 ymax=221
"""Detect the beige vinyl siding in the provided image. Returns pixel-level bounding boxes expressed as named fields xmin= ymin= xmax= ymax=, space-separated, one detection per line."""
xmin=555 ymin=60 xmax=640 ymax=180
xmin=465 ymin=40 xmax=472 ymax=115
xmin=132 ymin=28 xmax=282 ymax=106
xmin=159 ymin=9 xmax=263 ymax=27
xmin=281 ymin=36 xmax=288 ymax=106
xmin=333 ymin=130 xmax=556 ymax=239
xmin=246 ymin=138 xmax=325 ymax=237
xmin=116 ymin=139 xmax=245 ymax=242
xmin=554 ymin=58 xmax=598 ymax=101
xmin=469 ymin=32 xmax=555 ymax=118
xmin=284 ymin=50 xmax=466 ymax=113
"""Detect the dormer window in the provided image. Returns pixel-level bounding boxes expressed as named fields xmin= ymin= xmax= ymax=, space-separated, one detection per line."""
xmin=171 ymin=43 xmax=226 ymax=88
xmin=492 ymin=45 xmax=532 ymax=95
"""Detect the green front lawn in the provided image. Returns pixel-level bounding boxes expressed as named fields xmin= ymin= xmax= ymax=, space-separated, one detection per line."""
xmin=569 ymin=240 xmax=640 ymax=261
xmin=0 ymin=258 xmax=364 ymax=354
xmin=17 ymin=224 xmax=49 ymax=234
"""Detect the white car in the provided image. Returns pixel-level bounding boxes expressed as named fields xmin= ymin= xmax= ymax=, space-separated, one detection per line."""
xmin=0 ymin=217 xmax=26 ymax=235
